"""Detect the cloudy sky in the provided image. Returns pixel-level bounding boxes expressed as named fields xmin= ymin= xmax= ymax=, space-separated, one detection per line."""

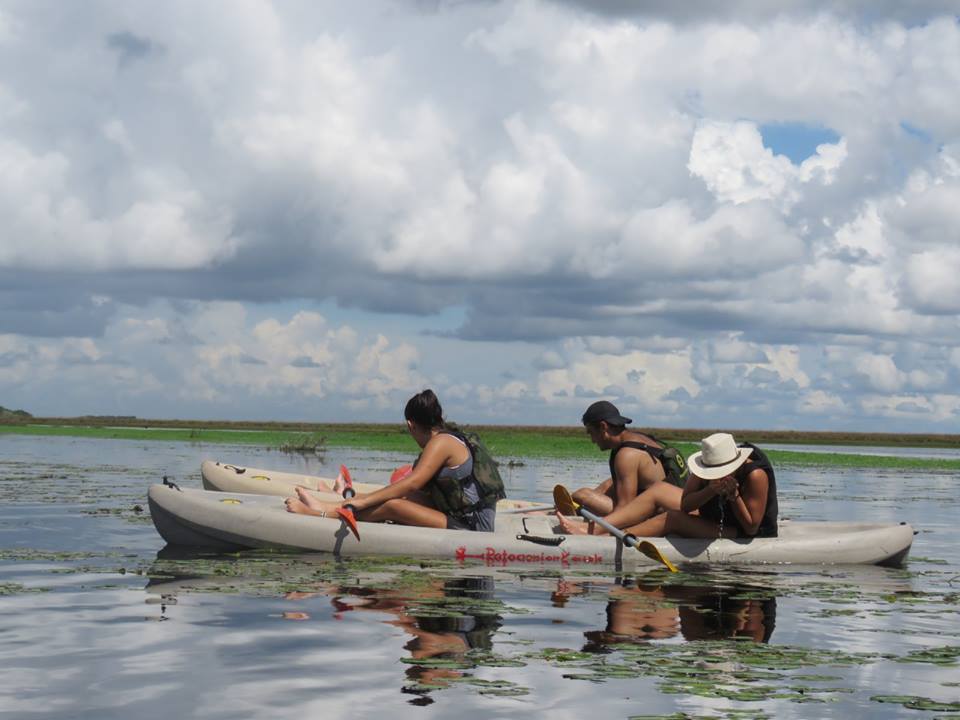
xmin=1 ymin=1 xmax=959 ymax=431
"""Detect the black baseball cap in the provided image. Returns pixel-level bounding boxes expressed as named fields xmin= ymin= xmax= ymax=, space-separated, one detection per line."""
xmin=581 ymin=400 xmax=632 ymax=426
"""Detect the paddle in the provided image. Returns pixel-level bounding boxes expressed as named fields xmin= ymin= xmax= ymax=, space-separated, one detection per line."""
xmin=334 ymin=463 xmax=416 ymax=539
xmin=390 ymin=464 xmax=413 ymax=484
xmin=499 ymin=502 xmax=557 ymax=515
xmin=553 ymin=485 xmax=678 ymax=573
xmin=335 ymin=464 xmax=360 ymax=541
xmin=338 ymin=464 xmax=355 ymax=499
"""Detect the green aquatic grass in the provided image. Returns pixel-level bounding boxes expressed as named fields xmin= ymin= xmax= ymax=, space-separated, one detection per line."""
xmin=1 ymin=422 xmax=959 ymax=470
xmin=529 ymin=639 xmax=877 ymax=704
xmin=871 ymin=695 xmax=960 ymax=712
xmin=0 ymin=582 xmax=49 ymax=595
xmin=629 ymin=714 xmax=771 ymax=720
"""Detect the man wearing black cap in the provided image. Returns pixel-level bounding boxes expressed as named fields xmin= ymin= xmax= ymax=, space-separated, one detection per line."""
xmin=570 ymin=400 xmax=684 ymax=525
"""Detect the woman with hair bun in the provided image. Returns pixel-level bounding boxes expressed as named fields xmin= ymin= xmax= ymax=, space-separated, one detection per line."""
xmin=285 ymin=389 xmax=504 ymax=532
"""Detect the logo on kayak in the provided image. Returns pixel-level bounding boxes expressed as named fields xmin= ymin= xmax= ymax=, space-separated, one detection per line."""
xmin=455 ymin=546 xmax=602 ymax=566
xmin=220 ymin=498 xmax=242 ymax=504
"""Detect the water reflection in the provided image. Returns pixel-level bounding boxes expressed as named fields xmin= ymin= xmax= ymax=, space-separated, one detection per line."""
xmin=553 ymin=574 xmax=776 ymax=650
xmin=147 ymin=556 xmax=504 ymax=705
xmin=284 ymin=575 xmax=503 ymax=705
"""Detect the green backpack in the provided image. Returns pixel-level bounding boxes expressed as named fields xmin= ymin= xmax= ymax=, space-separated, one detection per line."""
xmin=427 ymin=428 xmax=506 ymax=516
xmin=618 ymin=436 xmax=689 ymax=489
xmin=459 ymin=430 xmax=507 ymax=505
xmin=657 ymin=444 xmax=690 ymax=488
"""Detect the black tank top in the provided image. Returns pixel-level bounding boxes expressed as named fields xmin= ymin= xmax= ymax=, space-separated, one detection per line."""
xmin=698 ymin=443 xmax=778 ymax=538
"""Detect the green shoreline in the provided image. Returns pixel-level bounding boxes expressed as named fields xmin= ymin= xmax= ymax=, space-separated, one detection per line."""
xmin=2 ymin=421 xmax=959 ymax=471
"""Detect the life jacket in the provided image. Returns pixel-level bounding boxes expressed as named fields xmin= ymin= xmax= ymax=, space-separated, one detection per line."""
xmin=698 ymin=442 xmax=778 ymax=538
xmin=608 ymin=433 xmax=689 ymax=489
xmin=421 ymin=429 xmax=506 ymax=517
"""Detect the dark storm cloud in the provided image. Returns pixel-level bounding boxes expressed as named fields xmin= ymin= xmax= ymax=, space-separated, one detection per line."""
xmin=445 ymin=278 xmax=843 ymax=344
xmin=238 ymin=353 xmax=267 ymax=365
xmin=0 ymin=272 xmax=117 ymax=338
xmin=550 ymin=0 xmax=960 ymax=24
xmin=573 ymin=384 xmax=603 ymax=398
xmin=0 ymin=349 xmax=32 ymax=367
xmin=895 ymin=401 xmax=930 ymax=413
xmin=106 ymin=31 xmax=163 ymax=68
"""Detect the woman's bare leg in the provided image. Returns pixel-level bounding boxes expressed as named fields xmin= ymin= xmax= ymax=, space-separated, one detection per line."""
xmin=358 ymin=497 xmax=448 ymax=528
xmin=556 ymin=506 xmax=737 ymax=540
xmin=625 ymin=510 xmax=737 ymax=539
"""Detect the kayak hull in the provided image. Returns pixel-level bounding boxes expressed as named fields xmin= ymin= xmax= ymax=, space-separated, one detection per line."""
xmin=148 ymin=484 xmax=914 ymax=568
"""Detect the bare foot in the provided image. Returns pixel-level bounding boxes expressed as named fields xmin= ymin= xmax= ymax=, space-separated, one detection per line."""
xmin=285 ymin=487 xmax=337 ymax=516
xmin=555 ymin=511 xmax=588 ymax=535
xmin=332 ymin=471 xmax=345 ymax=495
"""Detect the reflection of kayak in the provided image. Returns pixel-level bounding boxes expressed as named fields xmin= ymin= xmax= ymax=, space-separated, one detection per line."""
xmin=148 ymin=483 xmax=914 ymax=568
xmin=200 ymin=460 xmax=545 ymax=513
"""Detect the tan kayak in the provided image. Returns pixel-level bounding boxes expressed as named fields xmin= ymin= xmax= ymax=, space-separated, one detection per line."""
xmin=200 ymin=459 xmax=551 ymax=513
xmin=148 ymin=482 xmax=914 ymax=568
xmin=201 ymin=460 xmax=381 ymax=496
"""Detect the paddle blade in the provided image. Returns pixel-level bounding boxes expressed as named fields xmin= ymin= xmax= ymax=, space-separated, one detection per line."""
xmin=336 ymin=505 xmax=361 ymax=541
xmin=636 ymin=540 xmax=679 ymax=573
xmin=553 ymin=485 xmax=580 ymax=516
xmin=390 ymin=464 xmax=414 ymax=484
xmin=338 ymin=464 xmax=356 ymax=499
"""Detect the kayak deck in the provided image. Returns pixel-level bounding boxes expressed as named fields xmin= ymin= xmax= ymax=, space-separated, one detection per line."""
xmin=149 ymin=484 xmax=914 ymax=568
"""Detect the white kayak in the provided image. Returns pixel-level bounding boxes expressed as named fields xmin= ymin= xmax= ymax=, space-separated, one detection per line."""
xmin=199 ymin=460 xmax=551 ymax=513
xmin=148 ymin=483 xmax=914 ymax=568
xmin=201 ymin=460 xmax=383 ymax=496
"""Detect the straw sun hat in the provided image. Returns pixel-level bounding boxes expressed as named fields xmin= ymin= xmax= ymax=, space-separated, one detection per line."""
xmin=687 ymin=433 xmax=754 ymax=480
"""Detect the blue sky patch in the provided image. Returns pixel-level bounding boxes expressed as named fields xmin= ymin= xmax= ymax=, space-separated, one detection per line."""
xmin=900 ymin=121 xmax=933 ymax=143
xmin=760 ymin=122 xmax=841 ymax=164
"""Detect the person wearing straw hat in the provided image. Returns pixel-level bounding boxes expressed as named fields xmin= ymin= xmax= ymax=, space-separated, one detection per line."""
xmin=558 ymin=432 xmax=778 ymax=539
xmin=679 ymin=432 xmax=778 ymax=538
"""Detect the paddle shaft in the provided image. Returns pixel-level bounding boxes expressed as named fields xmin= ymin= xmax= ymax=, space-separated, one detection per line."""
xmin=498 ymin=503 xmax=556 ymax=515
xmin=563 ymin=492 xmax=678 ymax=572
xmin=572 ymin=502 xmax=642 ymax=549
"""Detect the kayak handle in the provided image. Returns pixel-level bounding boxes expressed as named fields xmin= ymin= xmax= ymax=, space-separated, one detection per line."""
xmin=516 ymin=534 xmax=565 ymax=546
xmin=162 ymin=475 xmax=182 ymax=491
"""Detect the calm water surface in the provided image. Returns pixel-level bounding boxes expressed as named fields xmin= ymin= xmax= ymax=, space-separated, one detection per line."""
xmin=1 ymin=435 xmax=958 ymax=719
